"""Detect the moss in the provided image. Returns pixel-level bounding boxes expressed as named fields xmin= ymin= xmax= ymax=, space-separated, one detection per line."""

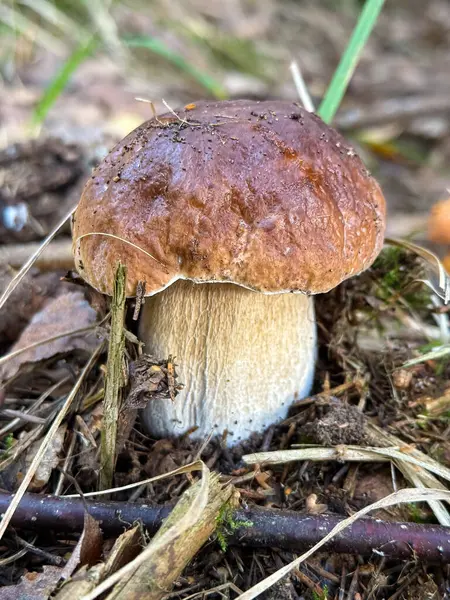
xmin=0 ymin=433 xmax=14 ymax=458
xmin=313 ymin=585 xmax=329 ymax=600
xmin=406 ymin=503 xmax=433 ymax=524
xmin=215 ymin=504 xmax=253 ymax=552
xmin=372 ymin=247 xmax=431 ymax=310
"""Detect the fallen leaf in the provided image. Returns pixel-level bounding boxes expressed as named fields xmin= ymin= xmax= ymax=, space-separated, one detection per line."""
xmin=55 ymin=525 xmax=143 ymax=600
xmin=0 ymin=565 xmax=63 ymax=599
xmin=104 ymin=524 xmax=144 ymax=577
xmin=25 ymin=424 xmax=67 ymax=491
xmin=0 ymin=270 xmax=64 ymax=350
xmin=1 ymin=291 xmax=99 ymax=380
xmin=61 ymin=513 xmax=103 ymax=581
xmin=305 ymin=493 xmax=328 ymax=515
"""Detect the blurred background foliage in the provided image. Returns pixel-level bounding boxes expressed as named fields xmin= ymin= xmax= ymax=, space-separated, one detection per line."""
xmin=0 ymin=0 xmax=449 ymax=220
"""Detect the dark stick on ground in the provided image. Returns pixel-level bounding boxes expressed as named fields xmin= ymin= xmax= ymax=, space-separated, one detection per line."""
xmin=1 ymin=491 xmax=449 ymax=563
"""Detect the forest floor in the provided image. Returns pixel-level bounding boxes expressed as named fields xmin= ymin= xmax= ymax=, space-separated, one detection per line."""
xmin=0 ymin=1 xmax=450 ymax=598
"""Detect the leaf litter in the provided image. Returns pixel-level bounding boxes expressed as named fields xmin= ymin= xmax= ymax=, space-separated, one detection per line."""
xmin=2 ymin=237 xmax=450 ymax=598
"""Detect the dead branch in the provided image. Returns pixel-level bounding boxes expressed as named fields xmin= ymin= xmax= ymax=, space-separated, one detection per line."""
xmin=0 ymin=238 xmax=73 ymax=271
xmin=1 ymin=491 xmax=449 ymax=562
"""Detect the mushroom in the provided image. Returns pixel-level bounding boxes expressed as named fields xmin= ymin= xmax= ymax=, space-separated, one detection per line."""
xmin=428 ymin=197 xmax=450 ymax=246
xmin=72 ymin=100 xmax=386 ymax=443
xmin=428 ymin=197 xmax=450 ymax=273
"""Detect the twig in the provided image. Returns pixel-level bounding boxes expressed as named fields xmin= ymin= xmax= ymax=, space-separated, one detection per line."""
xmin=54 ymin=427 xmax=78 ymax=496
xmin=0 ymin=238 xmax=73 ymax=271
xmin=0 ymin=376 xmax=70 ymax=439
xmin=15 ymin=533 xmax=63 ymax=565
xmin=236 ymin=488 xmax=450 ymax=600
xmin=100 ymin=263 xmax=126 ymax=491
xmin=0 ymin=409 xmax=45 ymax=424
xmin=2 ymin=490 xmax=450 ymax=562
xmin=0 ymin=544 xmax=30 ymax=566
xmin=181 ymin=582 xmax=244 ymax=600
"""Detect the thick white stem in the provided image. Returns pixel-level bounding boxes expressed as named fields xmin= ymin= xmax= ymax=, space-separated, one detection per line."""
xmin=140 ymin=281 xmax=316 ymax=444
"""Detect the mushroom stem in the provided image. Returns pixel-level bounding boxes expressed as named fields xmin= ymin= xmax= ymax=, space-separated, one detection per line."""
xmin=140 ymin=280 xmax=316 ymax=443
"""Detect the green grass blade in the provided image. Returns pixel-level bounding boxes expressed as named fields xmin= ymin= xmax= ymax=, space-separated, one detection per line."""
xmin=31 ymin=37 xmax=97 ymax=128
xmin=318 ymin=0 xmax=385 ymax=124
xmin=124 ymin=35 xmax=227 ymax=100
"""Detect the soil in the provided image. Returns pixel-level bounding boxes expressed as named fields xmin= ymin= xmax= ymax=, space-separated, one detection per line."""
xmin=299 ymin=401 xmax=368 ymax=446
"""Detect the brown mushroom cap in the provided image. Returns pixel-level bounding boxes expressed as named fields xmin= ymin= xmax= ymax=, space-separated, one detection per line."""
xmin=72 ymin=100 xmax=386 ymax=297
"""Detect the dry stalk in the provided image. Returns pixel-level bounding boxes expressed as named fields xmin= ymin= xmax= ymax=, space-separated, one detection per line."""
xmin=367 ymin=423 xmax=450 ymax=526
xmin=244 ymin=432 xmax=450 ymax=526
xmin=81 ymin=464 xmax=225 ymax=600
xmin=100 ymin=263 xmax=126 ymax=491
xmin=105 ymin=473 xmax=234 ymax=600
xmin=64 ymin=460 xmax=204 ymax=498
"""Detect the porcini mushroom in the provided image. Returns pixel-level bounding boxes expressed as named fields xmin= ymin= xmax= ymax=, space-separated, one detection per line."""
xmin=72 ymin=100 xmax=386 ymax=443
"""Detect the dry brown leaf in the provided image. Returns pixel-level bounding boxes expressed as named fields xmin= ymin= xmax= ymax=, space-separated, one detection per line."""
xmin=0 ymin=271 xmax=63 ymax=349
xmin=0 ymin=291 xmax=99 ymax=380
xmin=104 ymin=524 xmax=144 ymax=577
xmin=61 ymin=513 xmax=103 ymax=581
xmin=0 ymin=565 xmax=63 ymax=599
xmin=25 ymin=424 xmax=67 ymax=491
xmin=305 ymin=493 xmax=328 ymax=515
xmin=56 ymin=523 xmax=143 ymax=598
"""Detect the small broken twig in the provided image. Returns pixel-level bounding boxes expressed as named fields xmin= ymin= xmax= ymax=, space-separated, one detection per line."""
xmin=132 ymin=280 xmax=146 ymax=321
xmin=0 ymin=238 xmax=73 ymax=271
